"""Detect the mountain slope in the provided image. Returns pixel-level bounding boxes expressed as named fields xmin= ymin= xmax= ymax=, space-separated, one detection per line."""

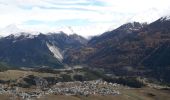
xmin=73 ymin=18 xmax=170 ymax=69
xmin=64 ymin=17 xmax=170 ymax=83
xmin=140 ymin=17 xmax=170 ymax=67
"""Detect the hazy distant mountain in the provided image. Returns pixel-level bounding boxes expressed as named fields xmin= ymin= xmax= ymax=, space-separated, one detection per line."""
xmin=0 ymin=24 xmax=23 ymax=36
xmin=0 ymin=24 xmax=41 ymax=37
xmin=130 ymin=8 xmax=164 ymax=23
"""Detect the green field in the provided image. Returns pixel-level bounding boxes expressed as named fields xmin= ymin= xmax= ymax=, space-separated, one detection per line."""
xmin=0 ymin=70 xmax=55 ymax=80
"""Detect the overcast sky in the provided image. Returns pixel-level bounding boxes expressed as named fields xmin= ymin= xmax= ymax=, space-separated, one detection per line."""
xmin=0 ymin=0 xmax=170 ymax=37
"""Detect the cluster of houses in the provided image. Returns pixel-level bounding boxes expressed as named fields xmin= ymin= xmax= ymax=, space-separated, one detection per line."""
xmin=49 ymin=80 xmax=120 ymax=96
xmin=0 ymin=80 xmax=121 ymax=100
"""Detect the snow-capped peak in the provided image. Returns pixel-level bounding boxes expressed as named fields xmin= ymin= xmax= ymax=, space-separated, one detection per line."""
xmin=117 ymin=22 xmax=143 ymax=31
xmin=13 ymin=32 xmax=37 ymax=39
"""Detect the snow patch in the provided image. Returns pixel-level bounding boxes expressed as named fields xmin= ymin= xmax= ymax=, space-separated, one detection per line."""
xmin=166 ymin=16 xmax=170 ymax=20
xmin=160 ymin=16 xmax=170 ymax=21
xmin=46 ymin=43 xmax=63 ymax=61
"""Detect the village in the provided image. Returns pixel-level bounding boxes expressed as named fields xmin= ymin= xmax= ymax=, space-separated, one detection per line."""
xmin=0 ymin=80 xmax=121 ymax=100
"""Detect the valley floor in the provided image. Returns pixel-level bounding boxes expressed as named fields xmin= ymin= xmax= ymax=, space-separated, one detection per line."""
xmin=0 ymin=69 xmax=169 ymax=100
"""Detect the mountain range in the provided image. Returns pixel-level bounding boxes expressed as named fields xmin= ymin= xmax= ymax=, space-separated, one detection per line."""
xmin=0 ymin=32 xmax=87 ymax=68
xmin=0 ymin=16 xmax=170 ymax=83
